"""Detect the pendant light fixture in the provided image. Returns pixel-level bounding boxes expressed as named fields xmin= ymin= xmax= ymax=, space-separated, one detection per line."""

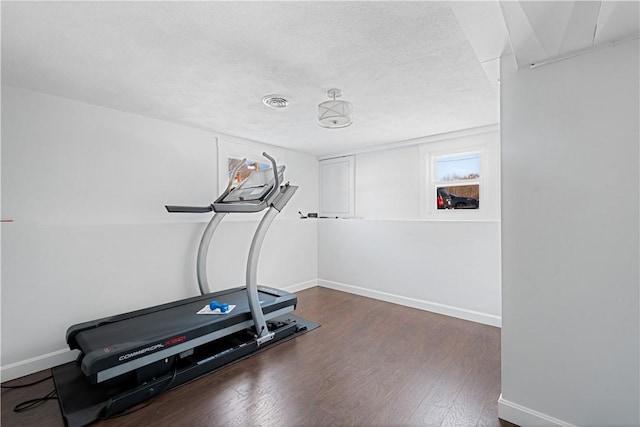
xmin=318 ymin=88 xmax=353 ymax=128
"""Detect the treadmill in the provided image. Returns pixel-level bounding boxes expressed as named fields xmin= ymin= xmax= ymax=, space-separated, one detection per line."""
xmin=53 ymin=152 xmax=305 ymax=427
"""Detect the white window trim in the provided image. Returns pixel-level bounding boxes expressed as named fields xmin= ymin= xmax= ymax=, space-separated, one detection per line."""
xmin=419 ymin=131 xmax=500 ymax=221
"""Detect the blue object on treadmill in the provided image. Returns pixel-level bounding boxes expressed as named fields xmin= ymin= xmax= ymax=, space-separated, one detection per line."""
xmin=209 ymin=301 xmax=229 ymax=313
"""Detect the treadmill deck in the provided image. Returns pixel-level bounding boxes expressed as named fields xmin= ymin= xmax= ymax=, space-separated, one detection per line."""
xmin=68 ymin=286 xmax=296 ymax=382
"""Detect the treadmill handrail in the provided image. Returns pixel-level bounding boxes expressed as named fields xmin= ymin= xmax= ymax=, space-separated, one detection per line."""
xmin=196 ymin=212 xmax=227 ymax=295
xmin=261 ymin=152 xmax=280 ymax=206
xmin=246 ymin=206 xmax=279 ymax=340
xmin=162 ymin=152 xmax=297 ymax=346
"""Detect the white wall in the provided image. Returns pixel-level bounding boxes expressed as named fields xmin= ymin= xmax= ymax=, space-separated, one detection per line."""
xmin=318 ymin=134 xmax=502 ymax=326
xmin=318 ymin=219 xmax=501 ymax=324
xmin=356 ymin=146 xmax=421 ymax=220
xmin=500 ymin=40 xmax=639 ymax=426
xmin=1 ymin=86 xmax=318 ymax=380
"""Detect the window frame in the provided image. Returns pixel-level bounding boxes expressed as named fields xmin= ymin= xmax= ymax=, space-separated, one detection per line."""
xmin=433 ymin=149 xmax=483 ymax=209
xmin=419 ymin=131 xmax=499 ymax=221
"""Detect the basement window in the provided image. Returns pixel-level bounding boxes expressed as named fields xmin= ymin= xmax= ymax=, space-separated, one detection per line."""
xmin=419 ymin=130 xmax=499 ymax=221
xmin=434 ymin=153 xmax=481 ymax=210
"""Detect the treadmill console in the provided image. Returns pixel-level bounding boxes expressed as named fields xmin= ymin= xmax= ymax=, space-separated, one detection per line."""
xmin=222 ymin=166 xmax=284 ymax=203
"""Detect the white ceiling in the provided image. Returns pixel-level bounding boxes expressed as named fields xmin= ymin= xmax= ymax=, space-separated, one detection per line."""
xmin=1 ymin=1 xmax=501 ymax=156
xmin=1 ymin=2 xmax=637 ymax=157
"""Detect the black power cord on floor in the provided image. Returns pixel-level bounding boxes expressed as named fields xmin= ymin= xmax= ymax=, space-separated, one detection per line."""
xmin=1 ymin=375 xmax=53 ymax=389
xmin=1 ymin=375 xmax=58 ymax=413
xmin=3 ymin=365 xmax=178 ymax=420
xmin=13 ymin=389 xmax=58 ymax=412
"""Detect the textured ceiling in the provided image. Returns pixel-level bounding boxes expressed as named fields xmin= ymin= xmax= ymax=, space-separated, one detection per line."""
xmin=1 ymin=1 xmax=501 ymax=156
xmin=4 ymin=2 xmax=637 ymax=156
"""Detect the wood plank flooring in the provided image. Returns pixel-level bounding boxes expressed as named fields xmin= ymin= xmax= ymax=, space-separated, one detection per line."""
xmin=1 ymin=287 xmax=515 ymax=426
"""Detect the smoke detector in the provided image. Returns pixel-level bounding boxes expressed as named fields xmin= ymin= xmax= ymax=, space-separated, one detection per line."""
xmin=262 ymin=95 xmax=290 ymax=109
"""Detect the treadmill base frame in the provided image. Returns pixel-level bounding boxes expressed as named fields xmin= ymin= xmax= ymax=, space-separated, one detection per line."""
xmin=53 ymin=314 xmax=310 ymax=427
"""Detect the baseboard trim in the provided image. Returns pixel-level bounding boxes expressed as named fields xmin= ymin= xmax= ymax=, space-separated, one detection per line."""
xmin=1 ymin=348 xmax=79 ymax=383
xmin=281 ymin=279 xmax=318 ymax=293
xmin=317 ymin=279 xmax=501 ymax=327
xmin=1 ymin=279 xmax=319 ymax=382
xmin=498 ymin=394 xmax=577 ymax=427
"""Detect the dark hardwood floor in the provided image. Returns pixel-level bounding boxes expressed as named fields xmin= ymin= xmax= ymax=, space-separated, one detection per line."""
xmin=2 ymin=287 xmax=515 ymax=426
